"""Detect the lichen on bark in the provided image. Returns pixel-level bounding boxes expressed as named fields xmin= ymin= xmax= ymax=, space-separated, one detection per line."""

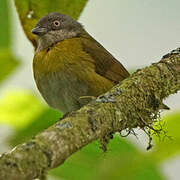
xmin=0 ymin=48 xmax=179 ymax=180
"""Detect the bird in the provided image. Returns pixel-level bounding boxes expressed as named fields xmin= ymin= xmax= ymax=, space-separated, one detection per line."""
xmin=32 ymin=12 xmax=130 ymax=115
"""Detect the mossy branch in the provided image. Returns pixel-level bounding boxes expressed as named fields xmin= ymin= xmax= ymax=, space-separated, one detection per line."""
xmin=0 ymin=48 xmax=180 ymax=180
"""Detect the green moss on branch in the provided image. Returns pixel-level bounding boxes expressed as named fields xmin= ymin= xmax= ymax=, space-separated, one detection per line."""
xmin=0 ymin=48 xmax=179 ymax=180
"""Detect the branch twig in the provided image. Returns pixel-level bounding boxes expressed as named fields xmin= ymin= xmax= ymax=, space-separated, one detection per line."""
xmin=0 ymin=48 xmax=180 ymax=180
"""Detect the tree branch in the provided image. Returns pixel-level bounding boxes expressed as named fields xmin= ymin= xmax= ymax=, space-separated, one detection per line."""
xmin=0 ymin=48 xmax=180 ymax=180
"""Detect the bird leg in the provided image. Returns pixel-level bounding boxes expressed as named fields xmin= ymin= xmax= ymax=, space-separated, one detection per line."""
xmin=79 ymin=96 xmax=96 ymax=100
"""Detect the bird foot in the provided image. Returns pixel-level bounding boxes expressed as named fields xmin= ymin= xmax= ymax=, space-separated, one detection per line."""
xmin=96 ymin=93 xmax=116 ymax=103
xmin=79 ymin=96 xmax=96 ymax=100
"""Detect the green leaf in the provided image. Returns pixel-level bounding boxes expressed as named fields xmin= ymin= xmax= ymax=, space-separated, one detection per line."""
xmin=10 ymin=107 xmax=61 ymax=146
xmin=50 ymin=136 xmax=164 ymax=180
xmin=0 ymin=0 xmax=10 ymax=48
xmin=149 ymin=112 xmax=180 ymax=163
xmin=14 ymin=0 xmax=88 ymax=47
xmin=0 ymin=49 xmax=19 ymax=84
xmin=0 ymin=0 xmax=20 ymax=83
xmin=0 ymin=90 xmax=46 ymax=128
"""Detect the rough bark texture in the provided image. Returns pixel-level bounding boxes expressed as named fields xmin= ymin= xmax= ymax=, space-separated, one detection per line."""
xmin=0 ymin=48 xmax=180 ymax=180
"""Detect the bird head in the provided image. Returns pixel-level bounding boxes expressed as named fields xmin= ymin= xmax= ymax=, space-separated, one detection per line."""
xmin=32 ymin=12 xmax=83 ymax=52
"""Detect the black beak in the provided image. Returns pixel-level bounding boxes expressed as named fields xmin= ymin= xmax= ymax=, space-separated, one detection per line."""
xmin=31 ymin=27 xmax=47 ymax=36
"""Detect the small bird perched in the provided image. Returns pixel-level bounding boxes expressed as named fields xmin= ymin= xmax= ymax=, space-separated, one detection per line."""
xmin=32 ymin=12 xmax=129 ymax=114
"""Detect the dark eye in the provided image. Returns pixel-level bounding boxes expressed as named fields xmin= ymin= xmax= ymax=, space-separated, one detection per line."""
xmin=53 ymin=20 xmax=60 ymax=27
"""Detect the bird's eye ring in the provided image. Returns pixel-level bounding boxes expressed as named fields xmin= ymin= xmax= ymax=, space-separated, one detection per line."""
xmin=53 ymin=20 xmax=60 ymax=27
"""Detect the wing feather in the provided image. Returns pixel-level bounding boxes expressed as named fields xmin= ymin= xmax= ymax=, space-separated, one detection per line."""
xmin=80 ymin=31 xmax=130 ymax=83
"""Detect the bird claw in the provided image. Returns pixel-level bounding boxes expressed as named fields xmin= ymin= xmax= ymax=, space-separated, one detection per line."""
xmin=96 ymin=93 xmax=116 ymax=103
xmin=79 ymin=96 xmax=96 ymax=100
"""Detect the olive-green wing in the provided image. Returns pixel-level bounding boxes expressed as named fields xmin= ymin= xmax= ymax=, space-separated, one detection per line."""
xmin=80 ymin=31 xmax=130 ymax=83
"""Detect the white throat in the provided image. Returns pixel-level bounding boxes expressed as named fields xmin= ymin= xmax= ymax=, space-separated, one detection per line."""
xmin=36 ymin=29 xmax=80 ymax=52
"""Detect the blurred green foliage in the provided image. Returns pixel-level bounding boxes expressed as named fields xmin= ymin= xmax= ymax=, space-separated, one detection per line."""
xmin=0 ymin=0 xmax=179 ymax=180
xmin=0 ymin=49 xmax=19 ymax=84
xmin=10 ymin=104 xmax=61 ymax=146
xmin=0 ymin=0 xmax=19 ymax=84
xmin=0 ymin=0 xmax=10 ymax=48
xmin=50 ymin=136 xmax=164 ymax=180
xmin=150 ymin=113 xmax=180 ymax=163
xmin=0 ymin=91 xmax=46 ymax=128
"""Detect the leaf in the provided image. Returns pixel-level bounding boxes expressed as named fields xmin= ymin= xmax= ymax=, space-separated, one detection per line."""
xmin=0 ymin=90 xmax=46 ymax=128
xmin=50 ymin=136 xmax=164 ymax=180
xmin=10 ymin=107 xmax=61 ymax=146
xmin=0 ymin=0 xmax=20 ymax=83
xmin=149 ymin=112 xmax=180 ymax=163
xmin=0 ymin=0 xmax=10 ymax=48
xmin=0 ymin=49 xmax=19 ymax=84
xmin=14 ymin=0 xmax=88 ymax=47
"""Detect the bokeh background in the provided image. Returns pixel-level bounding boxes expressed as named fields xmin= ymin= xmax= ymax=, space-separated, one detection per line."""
xmin=0 ymin=0 xmax=180 ymax=179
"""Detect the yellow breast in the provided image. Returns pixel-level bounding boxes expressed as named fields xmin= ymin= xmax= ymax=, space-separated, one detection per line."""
xmin=33 ymin=37 xmax=94 ymax=76
xmin=32 ymin=37 xmax=114 ymax=113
